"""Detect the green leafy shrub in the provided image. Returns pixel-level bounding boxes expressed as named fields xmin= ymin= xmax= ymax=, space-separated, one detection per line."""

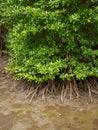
xmin=0 ymin=0 xmax=98 ymax=101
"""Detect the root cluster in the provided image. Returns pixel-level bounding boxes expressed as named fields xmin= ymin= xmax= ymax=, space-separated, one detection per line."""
xmin=25 ymin=77 xmax=98 ymax=103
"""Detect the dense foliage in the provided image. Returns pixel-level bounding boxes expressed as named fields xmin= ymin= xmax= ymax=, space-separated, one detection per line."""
xmin=0 ymin=0 xmax=98 ymax=84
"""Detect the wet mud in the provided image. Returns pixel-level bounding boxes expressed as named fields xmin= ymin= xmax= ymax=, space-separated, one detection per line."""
xmin=0 ymin=56 xmax=98 ymax=130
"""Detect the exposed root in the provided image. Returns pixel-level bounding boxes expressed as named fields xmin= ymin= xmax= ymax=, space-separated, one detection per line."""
xmin=91 ymin=89 xmax=98 ymax=95
xmin=60 ymin=79 xmax=80 ymax=103
xmin=72 ymin=77 xmax=80 ymax=98
xmin=29 ymin=84 xmax=41 ymax=102
xmin=29 ymin=90 xmax=38 ymax=102
xmin=85 ymin=80 xmax=93 ymax=103
xmin=89 ymin=77 xmax=98 ymax=89
xmin=25 ymin=81 xmax=57 ymax=102
xmin=25 ymin=87 xmax=34 ymax=99
xmin=20 ymin=77 xmax=98 ymax=103
xmin=69 ymin=82 xmax=73 ymax=100
xmin=50 ymin=80 xmax=57 ymax=94
xmin=39 ymin=83 xmax=49 ymax=100
xmin=63 ymin=81 xmax=69 ymax=98
xmin=60 ymin=83 xmax=65 ymax=103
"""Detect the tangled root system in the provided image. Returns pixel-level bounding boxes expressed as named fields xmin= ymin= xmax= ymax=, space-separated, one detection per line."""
xmin=25 ymin=77 xmax=98 ymax=103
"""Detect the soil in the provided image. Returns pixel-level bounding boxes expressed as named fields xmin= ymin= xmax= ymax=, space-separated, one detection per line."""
xmin=0 ymin=55 xmax=98 ymax=130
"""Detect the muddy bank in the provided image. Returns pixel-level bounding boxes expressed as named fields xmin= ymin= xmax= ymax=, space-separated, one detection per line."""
xmin=0 ymin=56 xmax=98 ymax=130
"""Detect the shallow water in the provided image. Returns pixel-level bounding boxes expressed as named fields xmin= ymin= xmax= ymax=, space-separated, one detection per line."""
xmin=0 ymin=56 xmax=98 ymax=130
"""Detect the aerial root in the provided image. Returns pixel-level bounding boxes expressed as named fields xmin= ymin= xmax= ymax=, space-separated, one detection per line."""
xmin=90 ymin=77 xmax=98 ymax=89
xmin=60 ymin=79 xmax=80 ymax=103
xmin=60 ymin=83 xmax=65 ymax=103
xmin=85 ymin=78 xmax=98 ymax=103
xmin=25 ymin=87 xmax=34 ymax=99
xmin=39 ymin=83 xmax=49 ymax=100
xmin=85 ymin=80 xmax=93 ymax=103
xmin=72 ymin=77 xmax=80 ymax=98
xmin=25 ymin=80 xmax=57 ymax=102
xmin=29 ymin=84 xmax=42 ymax=102
xmin=25 ymin=83 xmax=39 ymax=101
xmin=91 ymin=89 xmax=98 ymax=95
xmin=25 ymin=77 xmax=98 ymax=103
xmin=40 ymin=87 xmax=46 ymax=100
xmin=69 ymin=82 xmax=73 ymax=100
xmin=50 ymin=80 xmax=57 ymax=94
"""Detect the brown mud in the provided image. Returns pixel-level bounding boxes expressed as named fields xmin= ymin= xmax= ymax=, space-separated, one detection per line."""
xmin=0 ymin=55 xmax=98 ymax=130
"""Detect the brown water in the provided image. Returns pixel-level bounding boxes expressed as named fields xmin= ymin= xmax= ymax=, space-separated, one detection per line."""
xmin=0 ymin=56 xmax=98 ymax=130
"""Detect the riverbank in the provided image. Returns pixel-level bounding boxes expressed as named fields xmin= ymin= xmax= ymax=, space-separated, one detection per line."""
xmin=0 ymin=55 xmax=98 ymax=130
